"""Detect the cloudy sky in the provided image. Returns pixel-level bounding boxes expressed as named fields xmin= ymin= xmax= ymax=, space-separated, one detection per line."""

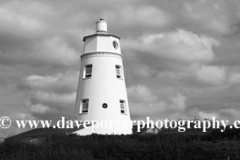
xmin=1 ymin=0 xmax=240 ymax=137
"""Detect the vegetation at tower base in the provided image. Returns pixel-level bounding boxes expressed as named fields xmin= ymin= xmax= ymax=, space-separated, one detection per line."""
xmin=1 ymin=128 xmax=240 ymax=160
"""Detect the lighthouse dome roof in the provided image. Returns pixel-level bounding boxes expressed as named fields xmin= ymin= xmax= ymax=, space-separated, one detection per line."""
xmin=83 ymin=19 xmax=120 ymax=42
xmin=83 ymin=33 xmax=120 ymax=42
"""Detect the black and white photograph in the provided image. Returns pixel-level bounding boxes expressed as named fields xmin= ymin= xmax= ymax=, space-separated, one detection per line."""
xmin=0 ymin=0 xmax=240 ymax=159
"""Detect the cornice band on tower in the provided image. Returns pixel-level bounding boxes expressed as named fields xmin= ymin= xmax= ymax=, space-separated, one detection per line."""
xmin=81 ymin=52 xmax=122 ymax=60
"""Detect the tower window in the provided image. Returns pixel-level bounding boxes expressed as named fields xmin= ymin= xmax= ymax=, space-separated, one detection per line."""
xmin=115 ymin=65 xmax=121 ymax=79
xmin=82 ymin=99 xmax=89 ymax=113
xmin=120 ymin=100 xmax=126 ymax=114
xmin=113 ymin=40 xmax=118 ymax=50
xmin=84 ymin=64 xmax=92 ymax=78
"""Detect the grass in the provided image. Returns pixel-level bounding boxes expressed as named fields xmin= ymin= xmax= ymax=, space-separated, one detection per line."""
xmin=1 ymin=128 xmax=240 ymax=160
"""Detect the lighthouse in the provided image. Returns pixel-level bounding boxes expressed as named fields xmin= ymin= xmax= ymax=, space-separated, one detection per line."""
xmin=74 ymin=19 xmax=132 ymax=135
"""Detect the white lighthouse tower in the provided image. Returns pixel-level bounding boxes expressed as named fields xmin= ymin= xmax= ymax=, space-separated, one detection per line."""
xmin=74 ymin=19 xmax=132 ymax=135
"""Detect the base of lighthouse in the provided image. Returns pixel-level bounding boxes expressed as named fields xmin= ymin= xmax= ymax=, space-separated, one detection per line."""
xmin=73 ymin=120 xmax=132 ymax=136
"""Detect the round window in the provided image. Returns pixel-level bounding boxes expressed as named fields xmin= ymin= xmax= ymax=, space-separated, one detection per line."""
xmin=102 ymin=103 xmax=108 ymax=109
xmin=112 ymin=41 xmax=118 ymax=50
